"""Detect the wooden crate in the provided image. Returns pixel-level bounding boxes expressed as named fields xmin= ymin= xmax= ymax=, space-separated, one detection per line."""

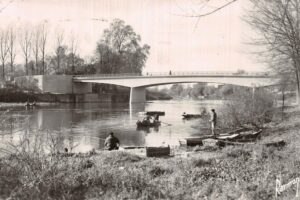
xmin=146 ymin=146 xmax=170 ymax=157
xmin=202 ymin=139 xmax=218 ymax=147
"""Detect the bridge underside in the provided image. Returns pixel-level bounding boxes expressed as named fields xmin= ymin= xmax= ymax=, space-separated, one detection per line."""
xmin=74 ymin=76 xmax=278 ymax=88
xmin=74 ymin=76 xmax=279 ymax=103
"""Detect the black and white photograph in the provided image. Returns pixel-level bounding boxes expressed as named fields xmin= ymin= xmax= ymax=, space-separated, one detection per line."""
xmin=0 ymin=0 xmax=299 ymax=199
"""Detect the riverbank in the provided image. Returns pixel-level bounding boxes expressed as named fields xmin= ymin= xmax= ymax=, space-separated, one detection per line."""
xmin=0 ymin=106 xmax=299 ymax=199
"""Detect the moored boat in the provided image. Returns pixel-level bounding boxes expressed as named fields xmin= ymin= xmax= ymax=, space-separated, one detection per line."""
xmin=181 ymin=135 xmax=215 ymax=146
xmin=182 ymin=113 xmax=202 ymax=119
xmin=180 ymin=129 xmax=263 ymax=147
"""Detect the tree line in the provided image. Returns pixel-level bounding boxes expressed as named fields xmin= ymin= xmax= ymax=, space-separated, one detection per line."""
xmin=149 ymin=83 xmax=249 ymax=100
xmin=0 ymin=19 xmax=150 ymax=81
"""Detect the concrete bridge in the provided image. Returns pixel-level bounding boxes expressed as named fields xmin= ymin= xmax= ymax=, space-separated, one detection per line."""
xmin=73 ymin=71 xmax=279 ymax=103
xmin=14 ymin=71 xmax=279 ymax=103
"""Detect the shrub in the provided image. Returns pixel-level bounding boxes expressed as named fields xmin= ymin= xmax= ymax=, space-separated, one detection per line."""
xmin=218 ymin=88 xmax=275 ymax=129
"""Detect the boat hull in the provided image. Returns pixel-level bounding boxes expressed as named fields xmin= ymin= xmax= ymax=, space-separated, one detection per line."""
xmin=182 ymin=114 xmax=202 ymax=119
xmin=136 ymin=120 xmax=161 ymax=128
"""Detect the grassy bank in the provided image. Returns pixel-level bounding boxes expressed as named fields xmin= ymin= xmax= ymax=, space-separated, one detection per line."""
xmin=0 ymin=106 xmax=299 ymax=199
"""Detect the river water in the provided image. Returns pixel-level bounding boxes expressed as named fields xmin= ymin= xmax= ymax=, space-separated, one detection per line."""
xmin=1 ymin=100 xmax=225 ymax=153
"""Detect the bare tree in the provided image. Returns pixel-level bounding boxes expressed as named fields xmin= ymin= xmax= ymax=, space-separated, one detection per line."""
xmin=39 ymin=23 xmax=48 ymax=75
xmin=246 ymin=0 xmax=300 ymax=106
xmin=0 ymin=29 xmax=9 ymax=80
xmin=32 ymin=26 xmax=40 ymax=75
xmin=7 ymin=26 xmax=16 ymax=75
xmin=19 ymin=28 xmax=32 ymax=75
xmin=175 ymin=0 xmax=240 ymax=30
xmin=68 ymin=34 xmax=78 ymax=74
xmin=183 ymin=0 xmax=238 ymax=18
xmin=54 ymin=30 xmax=64 ymax=73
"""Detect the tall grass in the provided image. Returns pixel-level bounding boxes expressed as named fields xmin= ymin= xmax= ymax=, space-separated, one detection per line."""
xmin=0 ymin=137 xmax=297 ymax=199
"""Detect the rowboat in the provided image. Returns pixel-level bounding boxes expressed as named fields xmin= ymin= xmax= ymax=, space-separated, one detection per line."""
xmin=236 ymin=129 xmax=262 ymax=140
xmin=180 ymin=129 xmax=262 ymax=147
xmin=217 ymin=129 xmax=262 ymax=147
xmin=182 ymin=113 xmax=202 ymax=119
xmin=181 ymin=135 xmax=215 ymax=146
xmin=139 ymin=111 xmax=165 ymax=116
xmin=136 ymin=120 xmax=161 ymax=127
xmin=25 ymin=102 xmax=37 ymax=108
xmin=146 ymin=111 xmax=165 ymax=116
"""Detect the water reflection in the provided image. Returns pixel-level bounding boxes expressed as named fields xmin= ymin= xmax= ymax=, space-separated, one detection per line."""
xmin=136 ymin=125 xmax=160 ymax=134
xmin=1 ymin=100 xmax=224 ymax=152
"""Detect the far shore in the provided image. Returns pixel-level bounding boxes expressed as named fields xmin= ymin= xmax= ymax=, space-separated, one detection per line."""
xmin=0 ymin=102 xmax=59 ymax=110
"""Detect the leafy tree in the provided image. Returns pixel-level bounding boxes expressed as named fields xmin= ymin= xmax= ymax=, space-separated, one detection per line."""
xmin=65 ymin=53 xmax=84 ymax=74
xmin=218 ymin=85 xmax=234 ymax=97
xmin=50 ymin=45 xmax=67 ymax=74
xmin=47 ymin=45 xmax=84 ymax=75
xmin=191 ymin=83 xmax=206 ymax=97
xmin=95 ymin=19 xmax=150 ymax=74
xmin=169 ymin=84 xmax=185 ymax=97
xmin=203 ymin=85 xmax=217 ymax=97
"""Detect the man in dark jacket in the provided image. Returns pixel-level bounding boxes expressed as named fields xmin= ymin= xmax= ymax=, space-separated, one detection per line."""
xmin=209 ymin=109 xmax=217 ymax=136
xmin=104 ymin=132 xmax=120 ymax=150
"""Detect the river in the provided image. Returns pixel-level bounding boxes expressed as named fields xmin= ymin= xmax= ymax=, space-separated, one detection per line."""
xmin=0 ymin=100 xmax=225 ymax=153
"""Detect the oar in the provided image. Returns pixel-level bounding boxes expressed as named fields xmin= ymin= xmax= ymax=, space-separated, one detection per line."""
xmin=161 ymin=121 xmax=172 ymax=126
xmin=121 ymin=146 xmax=145 ymax=150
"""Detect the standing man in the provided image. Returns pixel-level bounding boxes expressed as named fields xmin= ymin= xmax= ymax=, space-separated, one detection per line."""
xmin=104 ymin=132 xmax=120 ymax=151
xmin=154 ymin=114 xmax=159 ymax=122
xmin=209 ymin=109 xmax=217 ymax=136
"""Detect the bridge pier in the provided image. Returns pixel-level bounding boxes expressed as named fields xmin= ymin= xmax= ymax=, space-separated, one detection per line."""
xmin=129 ymin=87 xmax=146 ymax=103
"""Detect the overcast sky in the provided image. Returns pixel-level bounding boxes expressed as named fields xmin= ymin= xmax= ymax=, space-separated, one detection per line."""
xmin=0 ymin=0 xmax=265 ymax=73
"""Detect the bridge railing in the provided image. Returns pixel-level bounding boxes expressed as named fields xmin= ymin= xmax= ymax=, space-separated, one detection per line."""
xmin=143 ymin=71 xmax=271 ymax=76
xmin=74 ymin=73 xmax=141 ymax=78
xmin=73 ymin=71 xmax=272 ymax=78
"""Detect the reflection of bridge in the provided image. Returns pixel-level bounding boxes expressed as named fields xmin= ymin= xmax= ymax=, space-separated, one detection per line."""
xmin=73 ymin=71 xmax=278 ymax=103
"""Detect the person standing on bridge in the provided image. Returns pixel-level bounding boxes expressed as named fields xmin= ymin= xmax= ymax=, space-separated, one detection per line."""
xmin=104 ymin=132 xmax=120 ymax=151
xmin=209 ymin=109 xmax=217 ymax=136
